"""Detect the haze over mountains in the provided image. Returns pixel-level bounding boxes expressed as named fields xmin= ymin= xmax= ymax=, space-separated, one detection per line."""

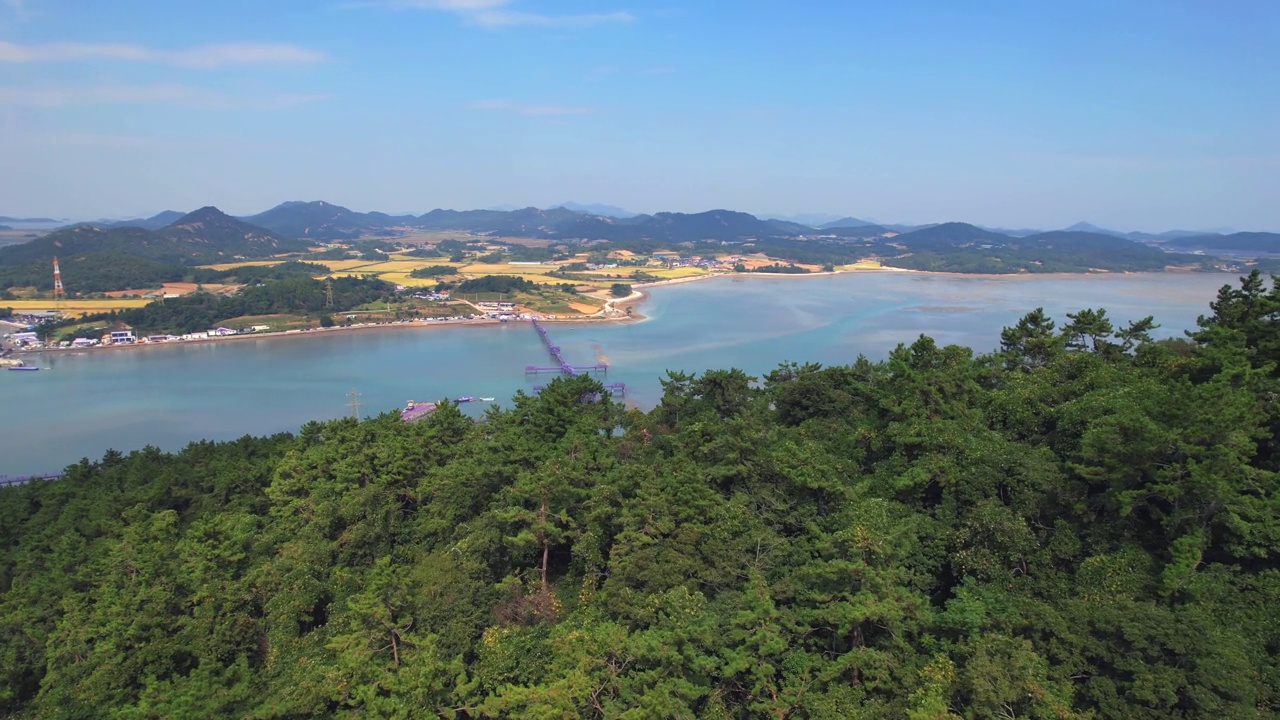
xmin=4 ymin=201 xmax=1278 ymax=268
xmin=50 ymin=200 xmax=1273 ymax=251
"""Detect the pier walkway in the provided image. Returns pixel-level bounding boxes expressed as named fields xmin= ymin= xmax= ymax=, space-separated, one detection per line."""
xmin=402 ymin=318 xmax=625 ymax=422
xmin=526 ymin=319 xmax=625 ymax=396
xmin=0 ymin=473 xmax=63 ymax=488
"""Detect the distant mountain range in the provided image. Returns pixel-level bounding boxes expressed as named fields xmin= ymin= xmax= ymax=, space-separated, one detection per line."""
xmin=553 ymin=202 xmax=637 ymax=218
xmin=100 ymin=211 xmax=187 ymax=231
xmin=4 ymin=201 xmax=1278 ymax=281
xmin=2 ymin=207 xmax=302 ymax=267
xmin=0 ymin=201 xmax=1277 ymax=295
xmin=760 ymin=213 xmax=851 ymax=227
xmin=0 ymin=216 xmax=64 ymax=224
xmin=26 ymin=202 xmax=1275 ymax=250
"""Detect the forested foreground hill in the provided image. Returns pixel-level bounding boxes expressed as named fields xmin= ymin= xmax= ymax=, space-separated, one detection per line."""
xmin=6 ymin=275 xmax=1280 ymax=719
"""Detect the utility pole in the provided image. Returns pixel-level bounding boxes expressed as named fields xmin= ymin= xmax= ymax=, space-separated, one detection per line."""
xmin=52 ymin=257 xmax=65 ymax=320
xmin=347 ymin=389 xmax=362 ymax=419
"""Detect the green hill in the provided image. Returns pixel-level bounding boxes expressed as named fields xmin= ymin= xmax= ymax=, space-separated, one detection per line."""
xmin=891 ymin=221 xmax=1013 ymax=249
xmin=885 ymin=227 xmax=1192 ymax=273
xmin=158 ymin=206 xmax=310 ymax=257
xmin=243 ymin=201 xmax=415 ymax=240
xmin=0 ymin=207 xmax=309 ymax=293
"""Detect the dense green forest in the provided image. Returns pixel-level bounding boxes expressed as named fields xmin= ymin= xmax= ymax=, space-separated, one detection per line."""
xmin=4 ymin=272 xmax=1280 ymax=718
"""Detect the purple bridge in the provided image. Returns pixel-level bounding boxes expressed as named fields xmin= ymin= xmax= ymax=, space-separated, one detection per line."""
xmin=0 ymin=473 xmax=63 ymax=488
xmin=527 ymin=319 xmax=625 ymax=396
xmin=406 ymin=319 xmax=627 ymax=421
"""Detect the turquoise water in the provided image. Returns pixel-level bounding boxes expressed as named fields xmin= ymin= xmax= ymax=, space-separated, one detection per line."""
xmin=0 ymin=272 xmax=1236 ymax=476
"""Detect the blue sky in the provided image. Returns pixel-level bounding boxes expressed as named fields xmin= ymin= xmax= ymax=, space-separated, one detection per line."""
xmin=0 ymin=0 xmax=1277 ymax=231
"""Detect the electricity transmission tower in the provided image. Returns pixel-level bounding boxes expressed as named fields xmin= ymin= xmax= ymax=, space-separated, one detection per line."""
xmin=347 ymin=389 xmax=362 ymax=419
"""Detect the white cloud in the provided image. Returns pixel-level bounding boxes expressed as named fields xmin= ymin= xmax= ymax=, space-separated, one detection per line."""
xmin=0 ymin=41 xmax=327 ymax=68
xmin=471 ymin=9 xmax=633 ymax=27
xmin=369 ymin=0 xmax=633 ymax=29
xmin=382 ymin=0 xmax=507 ymax=8
xmin=470 ymin=99 xmax=597 ymax=115
xmin=0 ymin=83 xmax=328 ymax=109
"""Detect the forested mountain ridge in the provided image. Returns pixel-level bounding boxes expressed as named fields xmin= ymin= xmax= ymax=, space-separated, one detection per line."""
xmin=0 ymin=207 xmax=312 ymax=292
xmin=0 ymin=207 xmax=302 ymax=267
xmin=156 ymin=207 xmax=311 ymax=257
xmin=1161 ymin=231 xmax=1280 ymax=252
xmin=883 ymin=225 xmax=1195 ymax=273
xmin=244 ymin=201 xmax=417 ymax=240
xmin=217 ymin=203 xmax=1243 ymax=272
xmin=101 ymin=210 xmax=186 ymax=230
xmin=3 ymin=273 xmax=1280 ymax=718
xmin=16 ymin=199 xmax=1269 ymax=274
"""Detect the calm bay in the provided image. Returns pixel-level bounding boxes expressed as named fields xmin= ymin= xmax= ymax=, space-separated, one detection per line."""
xmin=0 ymin=271 xmax=1238 ymax=476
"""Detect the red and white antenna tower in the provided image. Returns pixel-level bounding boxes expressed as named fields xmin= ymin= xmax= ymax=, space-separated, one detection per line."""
xmin=53 ymin=257 xmax=65 ymax=316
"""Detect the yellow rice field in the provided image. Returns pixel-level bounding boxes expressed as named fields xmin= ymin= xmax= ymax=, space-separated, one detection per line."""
xmin=461 ymin=263 xmax=558 ymax=275
xmin=645 ymin=267 xmax=712 ymax=279
xmin=353 ymin=261 xmax=463 ymax=273
xmin=199 ymin=260 xmax=285 ymax=271
xmin=375 ymin=273 xmax=444 ymax=287
xmin=4 ymin=299 xmax=151 ymax=316
xmin=314 ymin=259 xmax=384 ymax=271
xmin=386 ymin=254 xmax=452 ymax=263
xmin=839 ymin=260 xmax=884 ymax=270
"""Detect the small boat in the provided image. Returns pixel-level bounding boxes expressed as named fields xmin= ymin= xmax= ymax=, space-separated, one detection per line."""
xmin=7 ymin=366 xmax=39 ymax=371
xmin=457 ymin=396 xmax=477 ymax=403
xmin=479 ymin=397 xmax=495 ymax=402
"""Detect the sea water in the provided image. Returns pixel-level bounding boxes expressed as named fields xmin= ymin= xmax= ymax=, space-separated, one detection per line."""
xmin=0 ymin=272 xmax=1237 ymax=476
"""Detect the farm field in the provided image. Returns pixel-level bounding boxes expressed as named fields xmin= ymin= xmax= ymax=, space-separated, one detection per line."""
xmin=458 ymin=262 xmax=560 ymax=275
xmin=4 ymin=298 xmax=151 ymax=316
xmin=352 ymin=260 xmax=462 ymax=273
xmin=311 ymin=259 xmax=383 ymax=272
xmin=643 ymin=266 xmax=714 ymax=279
xmin=839 ymin=260 xmax=885 ymax=270
xmin=200 ymin=260 xmax=285 ymax=272
xmin=375 ymin=273 xmax=449 ymax=287
xmin=159 ymin=282 xmax=239 ymax=296
xmin=386 ymin=254 xmax=453 ymax=263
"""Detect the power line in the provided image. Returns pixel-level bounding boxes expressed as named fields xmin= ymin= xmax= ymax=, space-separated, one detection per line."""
xmin=52 ymin=257 xmax=64 ymax=319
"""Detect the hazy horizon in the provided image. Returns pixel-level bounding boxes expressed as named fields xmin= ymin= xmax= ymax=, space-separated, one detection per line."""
xmin=1 ymin=200 xmax=1266 ymax=237
xmin=1 ymin=1 xmax=1277 ymax=233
